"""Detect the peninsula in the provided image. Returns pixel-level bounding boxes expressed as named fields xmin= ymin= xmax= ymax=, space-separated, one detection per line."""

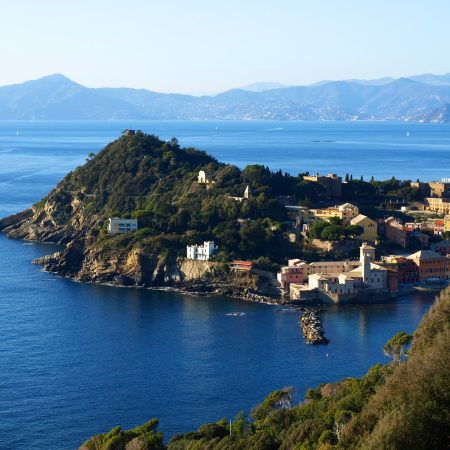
xmin=1 ymin=131 xmax=449 ymax=303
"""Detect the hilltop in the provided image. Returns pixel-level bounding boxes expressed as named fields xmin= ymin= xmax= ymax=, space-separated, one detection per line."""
xmin=2 ymin=73 xmax=450 ymax=121
xmin=0 ymin=132 xmax=312 ymax=290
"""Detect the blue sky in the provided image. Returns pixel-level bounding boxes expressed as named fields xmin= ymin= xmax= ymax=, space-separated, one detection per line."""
xmin=1 ymin=0 xmax=449 ymax=94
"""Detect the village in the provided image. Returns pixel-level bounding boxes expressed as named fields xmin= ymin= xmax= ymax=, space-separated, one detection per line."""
xmin=106 ymin=167 xmax=450 ymax=304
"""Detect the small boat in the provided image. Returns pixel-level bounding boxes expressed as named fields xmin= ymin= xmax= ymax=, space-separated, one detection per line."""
xmin=226 ymin=312 xmax=246 ymax=316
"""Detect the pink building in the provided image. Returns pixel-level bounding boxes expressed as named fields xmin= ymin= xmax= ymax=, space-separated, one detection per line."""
xmin=385 ymin=217 xmax=408 ymax=248
xmin=277 ymin=259 xmax=305 ymax=288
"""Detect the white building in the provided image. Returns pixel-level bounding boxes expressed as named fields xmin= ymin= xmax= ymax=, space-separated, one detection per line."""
xmin=186 ymin=241 xmax=218 ymax=260
xmin=107 ymin=218 xmax=138 ymax=234
xmin=198 ymin=170 xmax=208 ymax=184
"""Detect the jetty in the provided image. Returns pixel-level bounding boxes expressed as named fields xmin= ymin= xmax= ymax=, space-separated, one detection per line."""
xmin=299 ymin=308 xmax=329 ymax=344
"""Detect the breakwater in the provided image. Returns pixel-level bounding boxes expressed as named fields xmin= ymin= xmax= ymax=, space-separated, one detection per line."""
xmin=299 ymin=308 xmax=329 ymax=344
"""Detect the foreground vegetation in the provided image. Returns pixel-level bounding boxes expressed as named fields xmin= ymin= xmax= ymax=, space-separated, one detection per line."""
xmin=80 ymin=288 xmax=450 ymax=450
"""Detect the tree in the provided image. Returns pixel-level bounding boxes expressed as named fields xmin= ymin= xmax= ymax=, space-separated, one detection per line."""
xmin=320 ymin=225 xmax=345 ymax=241
xmin=251 ymin=387 xmax=295 ymax=422
xmin=383 ymin=331 xmax=413 ymax=365
xmin=344 ymin=224 xmax=363 ymax=238
xmin=309 ymin=220 xmax=329 ymax=239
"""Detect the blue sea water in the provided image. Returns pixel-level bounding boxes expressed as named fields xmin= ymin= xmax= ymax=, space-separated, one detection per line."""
xmin=0 ymin=121 xmax=442 ymax=449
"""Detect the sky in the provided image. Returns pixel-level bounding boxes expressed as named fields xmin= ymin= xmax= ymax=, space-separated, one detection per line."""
xmin=1 ymin=0 xmax=449 ymax=94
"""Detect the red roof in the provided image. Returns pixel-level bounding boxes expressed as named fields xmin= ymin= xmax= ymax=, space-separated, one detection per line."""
xmin=230 ymin=260 xmax=254 ymax=266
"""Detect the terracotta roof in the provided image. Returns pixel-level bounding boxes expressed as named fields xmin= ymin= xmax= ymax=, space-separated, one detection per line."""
xmin=407 ymin=250 xmax=445 ymax=260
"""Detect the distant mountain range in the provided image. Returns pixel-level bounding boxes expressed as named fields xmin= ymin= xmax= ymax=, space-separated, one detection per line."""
xmin=1 ymin=73 xmax=450 ymax=121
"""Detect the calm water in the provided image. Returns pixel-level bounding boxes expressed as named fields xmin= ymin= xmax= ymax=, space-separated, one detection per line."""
xmin=0 ymin=121 xmax=440 ymax=449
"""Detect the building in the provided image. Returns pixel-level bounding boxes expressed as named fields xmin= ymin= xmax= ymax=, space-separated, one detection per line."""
xmin=198 ymin=170 xmax=212 ymax=185
xmin=387 ymin=257 xmax=420 ymax=284
xmin=385 ymin=217 xmax=407 ymax=248
xmin=407 ymin=250 xmax=448 ymax=281
xmin=426 ymin=197 xmax=450 ymax=214
xmin=383 ymin=217 xmax=430 ymax=249
xmin=303 ymin=173 xmax=342 ymax=199
xmin=434 ymin=219 xmax=445 ymax=235
xmin=229 ymin=260 xmax=254 ymax=272
xmin=444 ymin=216 xmax=450 ymax=233
xmin=285 ymin=206 xmax=311 ymax=227
xmin=429 ymin=180 xmax=450 ymax=198
xmin=350 ymin=214 xmax=377 ymax=241
xmin=186 ymin=241 xmax=217 ymax=260
xmin=107 ymin=218 xmax=138 ymax=234
xmin=123 ymin=129 xmax=136 ymax=136
xmin=411 ymin=181 xmax=431 ymax=198
xmin=409 ymin=230 xmax=430 ymax=248
xmin=288 ymin=243 xmax=390 ymax=303
xmin=431 ymin=240 xmax=450 ymax=255
xmin=277 ymin=259 xmax=306 ymax=288
xmin=229 ymin=185 xmax=252 ymax=202
xmin=309 ymin=203 xmax=359 ymax=225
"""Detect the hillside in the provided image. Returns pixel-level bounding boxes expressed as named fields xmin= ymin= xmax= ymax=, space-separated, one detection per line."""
xmin=0 ymin=132 xmax=312 ymax=288
xmin=2 ymin=74 xmax=450 ymax=121
xmin=79 ymin=287 xmax=450 ymax=449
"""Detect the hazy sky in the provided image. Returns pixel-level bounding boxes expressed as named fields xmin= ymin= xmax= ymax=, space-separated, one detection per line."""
xmin=1 ymin=0 xmax=449 ymax=94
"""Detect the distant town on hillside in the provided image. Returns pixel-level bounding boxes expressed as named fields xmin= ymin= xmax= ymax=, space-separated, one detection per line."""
xmin=1 ymin=73 xmax=450 ymax=121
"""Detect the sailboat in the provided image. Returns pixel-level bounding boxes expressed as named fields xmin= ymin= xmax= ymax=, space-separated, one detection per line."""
xmin=16 ymin=130 xmax=19 ymax=135
xmin=406 ymin=131 xmax=410 ymax=137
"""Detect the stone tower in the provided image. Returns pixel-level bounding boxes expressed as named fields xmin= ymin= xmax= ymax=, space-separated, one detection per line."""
xmin=360 ymin=243 xmax=375 ymax=284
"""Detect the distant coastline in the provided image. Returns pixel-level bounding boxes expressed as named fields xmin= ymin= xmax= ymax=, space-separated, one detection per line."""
xmin=1 ymin=73 xmax=450 ymax=122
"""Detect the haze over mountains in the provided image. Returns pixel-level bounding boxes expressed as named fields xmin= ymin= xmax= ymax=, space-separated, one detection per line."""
xmin=1 ymin=73 xmax=450 ymax=122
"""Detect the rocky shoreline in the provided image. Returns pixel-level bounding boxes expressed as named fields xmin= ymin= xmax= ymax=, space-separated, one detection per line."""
xmin=32 ymin=256 xmax=282 ymax=305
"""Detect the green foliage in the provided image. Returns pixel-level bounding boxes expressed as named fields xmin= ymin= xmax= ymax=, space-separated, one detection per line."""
xmin=383 ymin=331 xmax=413 ymax=365
xmin=309 ymin=221 xmax=364 ymax=242
xmin=80 ymin=419 xmax=164 ymax=450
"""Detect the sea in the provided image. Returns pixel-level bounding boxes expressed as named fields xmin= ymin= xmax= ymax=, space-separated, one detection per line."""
xmin=0 ymin=120 xmax=445 ymax=450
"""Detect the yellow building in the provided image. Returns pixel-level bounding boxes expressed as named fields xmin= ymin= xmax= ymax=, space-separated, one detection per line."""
xmin=429 ymin=181 xmax=450 ymax=198
xmin=350 ymin=214 xmax=377 ymax=241
xmin=444 ymin=216 xmax=450 ymax=233
xmin=426 ymin=198 xmax=450 ymax=214
xmin=310 ymin=203 xmax=359 ymax=225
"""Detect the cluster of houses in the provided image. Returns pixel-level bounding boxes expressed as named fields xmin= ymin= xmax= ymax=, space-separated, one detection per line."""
xmin=278 ymin=243 xmax=450 ymax=303
xmin=278 ymin=243 xmax=392 ymax=302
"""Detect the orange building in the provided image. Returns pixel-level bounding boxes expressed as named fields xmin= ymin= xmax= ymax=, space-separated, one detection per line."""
xmin=407 ymin=250 xmax=448 ymax=281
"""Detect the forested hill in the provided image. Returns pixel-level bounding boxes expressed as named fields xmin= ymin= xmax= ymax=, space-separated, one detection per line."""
xmin=80 ymin=287 xmax=450 ymax=449
xmin=0 ymin=131 xmax=330 ymax=284
xmin=1 ymin=73 xmax=450 ymax=121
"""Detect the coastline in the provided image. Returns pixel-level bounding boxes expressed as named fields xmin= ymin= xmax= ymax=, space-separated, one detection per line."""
xmin=33 ymin=257 xmax=434 ymax=307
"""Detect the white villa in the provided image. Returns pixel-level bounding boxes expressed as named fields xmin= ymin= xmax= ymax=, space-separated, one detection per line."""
xmin=186 ymin=241 xmax=218 ymax=260
xmin=107 ymin=218 xmax=138 ymax=234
